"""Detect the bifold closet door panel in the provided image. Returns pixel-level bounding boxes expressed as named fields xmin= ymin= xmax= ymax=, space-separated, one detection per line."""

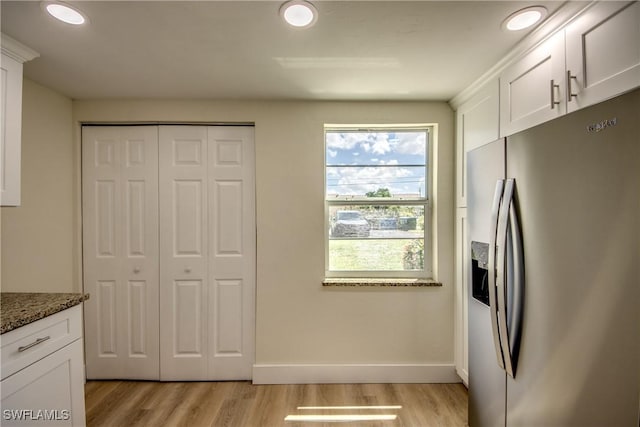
xmin=207 ymin=126 xmax=256 ymax=380
xmin=159 ymin=126 xmax=209 ymax=380
xmin=82 ymin=126 xmax=160 ymax=380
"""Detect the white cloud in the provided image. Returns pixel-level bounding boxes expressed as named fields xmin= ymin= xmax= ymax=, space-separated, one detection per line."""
xmin=327 ymin=149 xmax=338 ymax=158
xmin=395 ymin=132 xmax=426 ymax=156
xmin=326 ymin=133 xmax=362 ymax=150
xmin=371 ymin=133 xmax=391 ymax=155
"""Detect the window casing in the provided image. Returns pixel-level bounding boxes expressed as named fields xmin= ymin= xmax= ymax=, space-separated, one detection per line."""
xmin=325 ymin=126 xmax=432 ymax=278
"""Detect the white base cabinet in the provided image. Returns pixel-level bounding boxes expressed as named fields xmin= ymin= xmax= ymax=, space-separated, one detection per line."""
xmin=1 ymin=306 xmax=86 ymax=426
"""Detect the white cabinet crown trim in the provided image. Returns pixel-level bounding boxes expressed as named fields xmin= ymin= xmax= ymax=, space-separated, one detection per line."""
xmin=449 ymin=1 xmax=593 ymax=109
xmin=1 ymin=33 xmax=39 ymax=63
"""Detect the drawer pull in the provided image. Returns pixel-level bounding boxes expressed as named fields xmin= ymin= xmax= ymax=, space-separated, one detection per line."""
xmin=18 ymin=336 xmax=51 ymax=352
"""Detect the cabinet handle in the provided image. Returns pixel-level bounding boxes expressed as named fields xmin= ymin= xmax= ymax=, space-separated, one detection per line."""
xmin=567 ymin=70 xmax=578 ymax=101
xmin=133 ymin=267 xmax=141 ymax=274
xmin=550 ymin=79 xmax=561 ymax=109
xmin=184 ymin=267 xmax=192 ymax=273
xmin=18 ymin=336 xmax=51 ymax=352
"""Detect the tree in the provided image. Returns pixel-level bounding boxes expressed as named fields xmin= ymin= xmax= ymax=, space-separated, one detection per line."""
xmin=365 ymin=187 xmax=391 ymax=198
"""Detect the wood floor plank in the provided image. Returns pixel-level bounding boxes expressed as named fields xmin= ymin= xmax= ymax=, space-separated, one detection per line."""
xmin=85 ymin=381 xmax=468 ymax=427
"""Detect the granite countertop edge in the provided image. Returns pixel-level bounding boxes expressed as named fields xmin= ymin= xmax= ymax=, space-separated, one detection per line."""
xmin=323 ymin=278 xmax=443 ymax=287
xmin=1 ymin=292 xmax=90 ymax=334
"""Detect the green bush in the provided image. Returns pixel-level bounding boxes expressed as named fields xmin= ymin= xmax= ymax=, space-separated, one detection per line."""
xmin=402 ymin=240 xmax=424 ymax=270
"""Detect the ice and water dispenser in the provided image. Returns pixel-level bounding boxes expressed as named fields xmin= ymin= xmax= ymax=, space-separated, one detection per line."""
xmin=471 ymin=241 xmax=490 ymax=306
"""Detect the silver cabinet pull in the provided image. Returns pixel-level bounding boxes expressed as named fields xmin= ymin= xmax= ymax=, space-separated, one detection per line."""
xmin=550 ymin=79 xmax=561 ymax=109
xmin=18 ymin=336 xmax=51 ymax=352
xmin=567 ymin=70 xmax=578 ymax=101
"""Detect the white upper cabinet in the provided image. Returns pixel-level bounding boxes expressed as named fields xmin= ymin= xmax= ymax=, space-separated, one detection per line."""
xmin=0 ymin=34 xmax=38 ymax=206
xmin=500 ymin=31 xmax=566 ymax=137
xmin=456 ymin=79 xmax=500 ymax=208
xmin=499 ymin=1 xmax=639 ymax=137
xmin=565 ymin=1 xmax=640 ymax=113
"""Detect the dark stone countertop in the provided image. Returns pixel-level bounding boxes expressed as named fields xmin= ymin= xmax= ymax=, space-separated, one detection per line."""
xmin=322 ymin=278 xmax=442 ymax=287
xmin=0 ymin=292 xmax=89 ymax=334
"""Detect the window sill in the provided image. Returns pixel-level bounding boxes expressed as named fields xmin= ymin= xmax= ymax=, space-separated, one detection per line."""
xmin=322 ymin=278 xmax=442 ymax=288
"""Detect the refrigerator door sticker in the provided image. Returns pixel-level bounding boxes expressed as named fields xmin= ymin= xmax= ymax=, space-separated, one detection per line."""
xmin=587 ymin=118 xmax=617 ymax=133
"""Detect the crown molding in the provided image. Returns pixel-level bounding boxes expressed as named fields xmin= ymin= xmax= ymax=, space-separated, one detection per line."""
xmin=1 ymin=33 xmax=39 ymax=64
xmin=449 ymin=1 xmax=597 ymax=110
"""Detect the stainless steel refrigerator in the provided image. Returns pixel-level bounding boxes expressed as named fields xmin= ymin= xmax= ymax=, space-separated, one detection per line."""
xmin=467 ymin=88 xmax=639 ymax=426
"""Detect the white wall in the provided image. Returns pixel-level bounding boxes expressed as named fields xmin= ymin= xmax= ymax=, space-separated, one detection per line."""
xmin=73 ymin=99 xmax=456 ymax=379
xmin=1 ymin=78 xmax=76 ymax=292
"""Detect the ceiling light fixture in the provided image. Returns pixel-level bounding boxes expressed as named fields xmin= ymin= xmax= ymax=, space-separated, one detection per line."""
xmin=280 ymin=0 xmax=318 ymax=29
xmin=42 ymin=1 xmax=87 ymax=25
xmin=503 ymin=6 xmax=547 ymax=31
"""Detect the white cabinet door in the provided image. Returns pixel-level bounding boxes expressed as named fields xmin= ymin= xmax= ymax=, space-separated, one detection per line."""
xmin=207 ymin=126 xmax=255 ymax=380
xmin=454 ymin=208 xmax=469 ymax=386
xmin=565 ymin=1 xmax=640 ymax=113
xmin=500 ymin=31 xmax=566 ymax=137
xmin=158 ymin=126 xmax=256 ymax=381
xmin=456 ymin=79 xmax=500 ymax=208
xmin=1 ymin=339 xmax=86 ymax=426
xmin=0 ymin=35 xmax=38 ymax=207
xmin=82 ymin=126 xmax=160 ymax=380
xmin=159 ymin=126 xmax=210 ymax=380
xmin=0 ymin=54 xmax=23 ymax=206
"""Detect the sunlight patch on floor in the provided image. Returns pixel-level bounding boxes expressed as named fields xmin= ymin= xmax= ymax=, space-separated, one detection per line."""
xmin=285 ymin=405 xmax=402 ymax=423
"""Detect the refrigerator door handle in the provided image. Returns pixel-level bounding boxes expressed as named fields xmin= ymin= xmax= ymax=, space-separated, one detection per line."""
xmin=506 ymin=182 xmax=524 ymax=377
xmin=496 ymin=179 xmax=523 ymax=377
xmin=488 ymin=179 xmax=506 ymax=370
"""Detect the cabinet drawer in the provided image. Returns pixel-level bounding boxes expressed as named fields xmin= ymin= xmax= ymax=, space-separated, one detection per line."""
xmin=1 ymin=305 xmax=82 ymax=380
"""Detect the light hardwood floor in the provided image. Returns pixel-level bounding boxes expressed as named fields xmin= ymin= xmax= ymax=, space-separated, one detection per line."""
xmin=85 ymin=381 xmax=467 ymax=427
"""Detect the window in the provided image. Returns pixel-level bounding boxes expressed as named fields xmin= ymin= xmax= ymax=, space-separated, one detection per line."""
xmin=325 ymin=126 xmax=431 ymax=278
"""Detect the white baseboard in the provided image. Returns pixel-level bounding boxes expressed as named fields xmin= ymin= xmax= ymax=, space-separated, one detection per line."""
xmin=252 ymin=363 xmax=461 ymax=385
xmin=456 ymin=367 xmax=468 ymax=388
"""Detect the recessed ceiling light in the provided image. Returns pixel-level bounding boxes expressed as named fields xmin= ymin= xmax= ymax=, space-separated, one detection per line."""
xmin=280 ymin=0 xmax=318 ymax=28
xmin=503 ymin=6 xmax=547 ymax=31
xmin=42 ymin=1 xmax=87 ymax=25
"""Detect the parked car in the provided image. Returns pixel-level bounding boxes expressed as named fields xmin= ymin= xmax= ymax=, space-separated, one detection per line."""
xmin=330 ymin=210 xmax=371 ymax=237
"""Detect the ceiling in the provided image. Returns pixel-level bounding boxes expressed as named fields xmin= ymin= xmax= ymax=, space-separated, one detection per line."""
xmin=1 ymin=1 xmax=564 ymax=101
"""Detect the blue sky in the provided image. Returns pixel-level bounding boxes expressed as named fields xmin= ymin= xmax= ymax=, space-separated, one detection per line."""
xmin=326 ymin=131 xmax=427 ymax=197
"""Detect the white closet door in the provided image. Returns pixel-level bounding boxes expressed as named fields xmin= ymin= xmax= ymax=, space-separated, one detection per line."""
xmin=207 ymin=126 xmax=255 ymax=380
xmin=82 ymin=126 xmax=159 ymax=380
xmin=159 ymin=126 xmax=209 ymax=380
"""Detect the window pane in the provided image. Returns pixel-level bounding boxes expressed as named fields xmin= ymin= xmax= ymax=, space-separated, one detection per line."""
xmin=326 ymin=165 xmax=426 ymax=199
xmin=329 ymin=239 xmax=424 ymax=271
xmin=326 ymin=131 xmax=427 ymax=166
xmin=328 ymin=205 xmax=425 ymax=271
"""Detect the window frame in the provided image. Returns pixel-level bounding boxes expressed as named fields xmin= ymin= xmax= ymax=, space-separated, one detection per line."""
xmin=324 ymin=124 xmax=434 ymax=279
